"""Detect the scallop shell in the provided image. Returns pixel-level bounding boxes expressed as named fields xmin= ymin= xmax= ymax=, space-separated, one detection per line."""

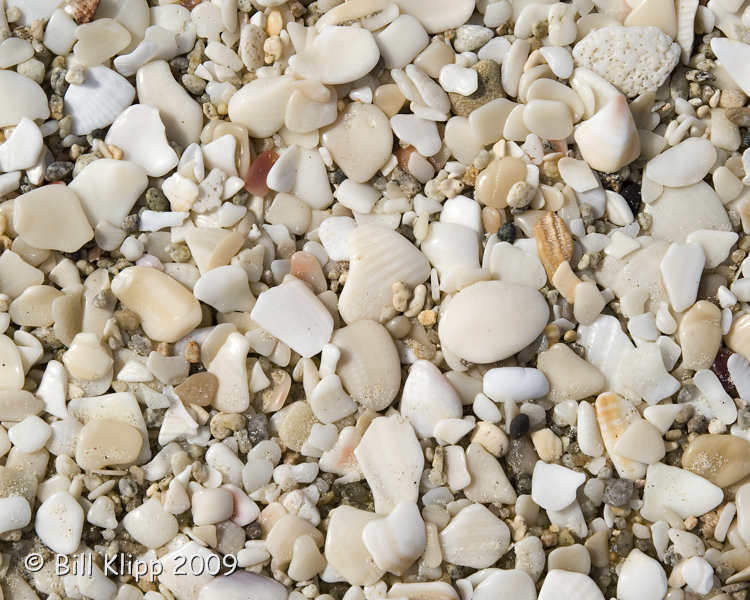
xmin=338 ymin=225 xmax=431 ymax=324
xmin=331 ymin=319 xmax=401 ymax=411
xmin=64 ymin=65 xmax=135 ymax=136
xmin=594 ymin=392 xmax=646 ymax=480
xmin=353 ymin=414 xmax=424 ymax=514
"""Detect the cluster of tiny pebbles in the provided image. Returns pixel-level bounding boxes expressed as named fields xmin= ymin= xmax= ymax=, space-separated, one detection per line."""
xmin=5 ymin=0 xmax=750 ymax=599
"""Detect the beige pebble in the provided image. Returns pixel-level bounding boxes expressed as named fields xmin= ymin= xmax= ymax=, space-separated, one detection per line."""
xmin=547 ymin=544 xmax=591 ymax=574
xmin=573 ymin=281 xmax=606 ymax=326
xmin=278 ymin=401 xmax=316 ymax=453
xmin=682 ymin=434 xmax=750 ymax=487
xmin=531 ymin=428 xmax=563 ymax=462
xmin=75 ymin=418 xmax=143 ymax=471
xmin=13 ymin=184 xmax=94 ymax=252
xmin=288 ymin=534 xmax=326 ymax=581
xmin=122 ymin=497 xmax=178 ymax=549
xmin=726 ymin=312 xmax=750 ymax=362
xmin=470 ymin=421 xmax=509 ymax=456
xmin=374 ymin=84 xmax=406 ymax=117
xmin=111 ymin=266 xmax=202 ymax=343
xmin=537 ymin=343 xmax=605 ymax=403
xmin=325 ymin=506 xmax=383 ymax=586
xmin=551 ymin=260 xmax=581 ymax=304
xmin=174 ymin=372 xmax=218 ymax=407
xmin=191 ymin=487 xmax=234 ymax=525
xmin=266 ymin=513 xmax=324 ymax=564
xmin=678 ymin=300 xmax=722 ymax=370
xmin=8 ymin=285 xmax=63 ymax=327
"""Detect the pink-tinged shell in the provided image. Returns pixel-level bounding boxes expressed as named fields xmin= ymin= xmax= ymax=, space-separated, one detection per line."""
xmin=223 ymin=483 xmax=260 ymax=526
xmin=290 ymin=251 xmax=327 ymax=294
xmin=64 ymin=0 xmax=100 ymax=23
xmin=594 ymin=392 xmax=646 ymax=480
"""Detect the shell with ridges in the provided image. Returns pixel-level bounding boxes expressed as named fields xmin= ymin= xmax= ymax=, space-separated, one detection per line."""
xmin=594 ymin=392 xmax=647 ymax=480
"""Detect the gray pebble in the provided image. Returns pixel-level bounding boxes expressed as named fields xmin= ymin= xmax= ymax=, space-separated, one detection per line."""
xmin=601 ymin=478 xmax=633 ymax=507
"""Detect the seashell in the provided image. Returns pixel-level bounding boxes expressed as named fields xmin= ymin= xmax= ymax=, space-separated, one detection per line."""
xmin=332 ymin=320 xmax=401 ymax=411
xmin=531 ymin=460 xmax=586 ymax=511
xmin=538 ymin=570 xmax=604 ymax=600
xmin=0 ymin=70 xmax=49 ymax=128
xmin=572 ymin=26 xmax=680 ymax=98
xmin=534 ymin=210 xmax=574 ymax=280
xmin=400 ymin=360 xmax=462 ymax=438
xmin=676 ymin=0 xmax=699 ymax=64
xmin=439 ymin=503 xmax=510 ymax=569
xmin=353 ymin=414 xmax=424 ymax=514
xmin=362 ymin=501 xmax=426 ymax=575
xmin=64 ymin=0 xmax=100 ymax=23
xmin=64 ymin=65 xmax=135 ymax=136
xmin=338 ymin=225 xmax=431 ymax=324
xmin=578 ymin=315 xmax=635 ymax=394
xmin=641 ymin=462 xmax=723 ymax=522
xmin=594 ymin=392 xmax=647 ymax=480
xmin=574 ymin=94 xmax=640 ymax=173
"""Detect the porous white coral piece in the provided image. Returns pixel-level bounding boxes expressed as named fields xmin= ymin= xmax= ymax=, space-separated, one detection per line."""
xmin=572 ymin=26 xmax=680 ymax=97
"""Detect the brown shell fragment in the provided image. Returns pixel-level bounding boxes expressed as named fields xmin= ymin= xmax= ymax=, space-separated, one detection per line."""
xmin=534 ymin=211 xmax=574 ymax=280
xmin=64 ymin=0 xmax=100 ymax=23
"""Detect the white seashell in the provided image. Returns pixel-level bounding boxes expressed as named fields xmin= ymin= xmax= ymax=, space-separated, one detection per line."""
xmin=616 ymin=342 xmax=680 ymax=405
xmin=69 ymin=158 xmax=148 ymax=228
xmin=362 ymin=501 xmax=426 ymax=575
xmin=574 ymin=94 xmax=640 ymax=173
xmin=375 ymin=14 xmax=429 ymax=69
xmin=641 ymin=462 xmax=723 ymax=522
xmin=310 ymin=374 xmax=357 ymax=424
xmin=193 ymin=265 xmax=254 ymax=313
xmin=400 ymin=360 xmax=462 ymax=438
xmin=64 ymin=65 xmax=135 ymax=136
xmin=0 ymin=70 xmax=50 ymax=127
xmin=161 ymin=542 xmax=220 ymax=600
xmin=421 ymin=222 xmax=480 ymax=279
xmin=682 ymin=556 xmax=714 ymax=595
xmin=575 ymin=315 xmax=635 ymax=393
xmin=577 ymin=401 xmax=604 ymax=457
xmin=394 ymin=0 xmax=475 ymax=33
xmin=290 ymin=25 xmax=380 ymax=85
xmin=538 ymin=570 xmax=604 ymax=600
xmin=643 ymin=403 xmax=683 ymax=434
xmin=439 ymin=503 xmax=510 ymax=569
xmin=439 ymin=281 xmax=549 ymax=364
xmin=325 ymin=506 xmax=384 ymax=586
xmin=539 ymin=46 xmax=574 ymax=79
xmin=105 ymin=104 xmax=178 ymax=177
xmin=353 ymin=414 xmax=423 ymax=514
xmin=338 ymin=225 xmax=430 ymax=324
xmin=676 ymin=0 xmax=699 ymax=64
xmin=0 ymin=117 xmax=42 ymax=172
xmin=251 ymin=277 xmax=333 ymax=358
xmin=483 ymin=367 xmax=549 ymax=403
xmin=645 ymin=137 xmax=717 ymax=188
xmin=332 ymin=319 xmax=401 ymax=411
xmin=391 ymin=114 xmax=442 ymax=156
xmin=531 ymin=460 xmax=586 ymax=511
xmin=595 ymin=392 xmax=646 ymax=480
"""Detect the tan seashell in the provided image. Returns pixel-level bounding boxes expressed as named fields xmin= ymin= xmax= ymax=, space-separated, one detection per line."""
xmin=534 ymin=211 xmax=574 ymax=280
xmin=594 ymin=392 xmax=646 ymax=480
xmin=64 ymin=0 xmax=100 ymax=23
xmin=678 ymin=300 xmax=722 ymax=370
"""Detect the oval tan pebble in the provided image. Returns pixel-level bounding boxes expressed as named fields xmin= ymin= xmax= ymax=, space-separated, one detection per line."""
xmin=75 ymin=418 xmax=143 ymax=471
xmin=678 ymin=300 xmax=722 ymax=371
xmin=331 ymin=319 xmax=401 ymax=411
xmin=174 ymin=372 xmax=219 ymax=407
xmin=681 ymin=434 xmax=750 ymax=488
xmin=439 ymin=281 xmax=549 ymax=364
xmin=111 ymin=266 xmax=202 ymax=343
xmin=475 ymin=156 xmax=527 ymax=209
xmin=278 ymin=401 xmax=317 ymax=453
